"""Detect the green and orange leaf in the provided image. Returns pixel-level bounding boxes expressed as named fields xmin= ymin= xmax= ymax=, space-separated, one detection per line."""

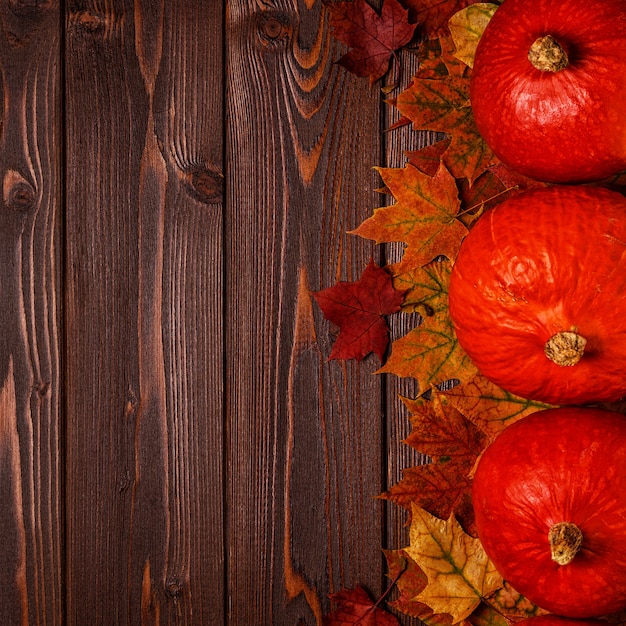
xmin=379 ymin=311 xmax=478 ymax=391
xmin=437 ymin=374 xmax=553 ymax=441
xmin=394 ymin=74 xmax=496 ymax=182
xmin=391 ymin=259 xmax=452 ymax=316
xmin=351 ymin=164 xmax=466 ymax=270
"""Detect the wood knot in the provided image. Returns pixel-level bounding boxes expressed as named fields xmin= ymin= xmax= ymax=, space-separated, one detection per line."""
xmin=3 ymin=170 xmax=36 ymax=212
xmin=182 ymin=166 xmax=223 ymax=204
xmin=257 ymin=12 xmax=293 ymax=45
xmin=165 ymin=579 xmax=184 ymax=600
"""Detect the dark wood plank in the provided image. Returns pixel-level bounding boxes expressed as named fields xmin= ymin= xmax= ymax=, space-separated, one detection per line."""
xmin=65 ymin=1 xmax=224 ymax=622
xmin=225 ymin=1 xmax=387 ymax=622
xmin=0 ymin=2 xmax=63 ymax=624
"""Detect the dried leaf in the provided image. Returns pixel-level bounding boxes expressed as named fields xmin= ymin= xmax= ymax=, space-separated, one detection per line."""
xmin=394 ymin=75 xmax=496 ymax=183
xmin=484 ymin=583 xmax=548 ymax=620
xmin=403 ymin=0 xmax=479 ymax=38
xmin=313 ymin=259 xmax=406 ymax=361
xmin=403 ymin=394 xmax=487 ymax=467
xmin=385 ymin=550 xmax=454 ymax=625
xmin=324 ymin=586 xmax=401 ymax=625
xmin=351 ymin=164 xmax=466 ymax=270
xmin=405 ymin=505 xmax=503 ymax=623
xmin=406 ymin=139 xmax=452 ymax=177
xmin=448 ymin=4 xmax=499 ymax=68
xmin=414 ymin=36 xmax=468 ymax=79
xmin=326 ymin=0 xmax=418 ymax=83
xmin=381 ymin=461 xmax=475 ymax=533
xmin=391 ymin=259 xmax=452 ymax=316
xmin=379 ymin=311 xmax=478 ymax=391
xmin=437 ymin=374 xmax=553 ymax=441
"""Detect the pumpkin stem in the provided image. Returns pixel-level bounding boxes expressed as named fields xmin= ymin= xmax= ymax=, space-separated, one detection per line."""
xmin=528 ymin=35 xmax=569 ymax=72
xmin=549 ymin=522 xmax=583 ymax=566
xmin=544 ymin=331 xmax=587 ymax=367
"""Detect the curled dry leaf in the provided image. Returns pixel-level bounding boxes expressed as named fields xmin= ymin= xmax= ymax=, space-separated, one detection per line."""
xmin=324 ymin=586 xmax=401 ymax=625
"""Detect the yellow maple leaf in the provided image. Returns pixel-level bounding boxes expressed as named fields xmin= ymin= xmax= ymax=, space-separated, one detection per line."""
xmin=448 ymin=3 xmax=500 ymax=69
xmin=404 ymin=505 xmax=503 ymax=623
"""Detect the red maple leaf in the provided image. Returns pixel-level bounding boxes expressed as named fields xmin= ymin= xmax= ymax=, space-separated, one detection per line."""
xmin=313 ymin=260 xmax=406 ymax=361
xmin=326 ymin=0 xmax=418 ymax=83
xmin=324 ymin=586 xmax=401 ymax=625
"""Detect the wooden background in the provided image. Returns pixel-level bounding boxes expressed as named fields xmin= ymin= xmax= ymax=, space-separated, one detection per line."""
xmin=0 ymin=0 xmax=434 ymax=623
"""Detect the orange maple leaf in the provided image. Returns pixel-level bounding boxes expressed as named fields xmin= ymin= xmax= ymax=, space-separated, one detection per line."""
xmin=437 ymin=374 xmax=553 ymax=441
xmin=352 ymin=164 xmax=466 ymax=271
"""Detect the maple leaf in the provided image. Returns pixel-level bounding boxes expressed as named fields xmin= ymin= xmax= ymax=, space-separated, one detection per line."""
xmin=414 ymin=36 xmax=469 ymax=79
xmin=448 ymin=3 xmax=499 ymax=68
xmin=484 ymin=582 xmax=548 ymax=621
xmin=381 ymin=461 xmax=475 ymax=532
xmin=405 ymin=139 xmax=451 ymax=177
xmin=381 ymin=393 xmax=484 ymax=531
xmin=403 ymin=394 xmax=487 ymax=467
xmin=405 ymin=505 xmax=503 ymax=623
xmin=394 ymin=74 xmax=496 ymax=183
xmin=391 ymin=258 xmax=451 ymax=316
xmin=385 ymin=550 xmax=454 ymax=625
xmin=379 ymin=311 xmax=478 ymax=392
xmin=326 ymin=0 xmax=418 ymax=84
xmin=351 ymin=164 xmax=466 ymax=271
xmin=437 ymin=374 xmax=553 ymax=441
xmin=313 ymin=259 xmax=406 ymax=361
xmin=403 ymin=0 xmax=480 ymax=38
xmin=324 ymin=586 xmax=401 ymax=625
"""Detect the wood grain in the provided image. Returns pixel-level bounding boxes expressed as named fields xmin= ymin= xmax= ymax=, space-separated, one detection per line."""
xmin=225 ymin=1 xmax=387 ymax=622
xmin=65 ymin=1 xmax=224 ymax=622
xmin=0 ymin=2 xmax=63 ymax=624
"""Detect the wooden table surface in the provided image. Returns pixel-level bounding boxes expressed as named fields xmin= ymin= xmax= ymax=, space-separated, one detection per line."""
xmin=0 ymin=1 xmax=432 ymax=623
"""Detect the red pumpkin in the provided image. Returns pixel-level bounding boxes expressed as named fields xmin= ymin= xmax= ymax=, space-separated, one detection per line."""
xmin=473 ymin=407 xmax=626 ymax=617
xmin=448 ymin=185 xmax=626 ymax=405
xmin=517 ymin=618 xmax=603 ymax=626
xmin=471 ymin=0 xmax=626 ymax=183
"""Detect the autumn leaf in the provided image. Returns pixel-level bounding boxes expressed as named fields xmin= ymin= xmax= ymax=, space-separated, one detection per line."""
xmin=379 ymin=311 xmax=478 ymax=391
xmin=381 ymin=461 xmax=475 ymax=532
xmin=324 ymin=586 xmax=401 ymax=625
xmin=385 ymin=550 xmax=454 ymax=625
xmin=351 ymin=164 xmax=466 ymax=271
xmin=405 ymin=139 xmax=451 ymax=177
xmin=414 ymin=36 xmax=468 ymax=79
xmin=313 ymin=259 xmax=406 ymax=361
xmin=405 ymin=505 xmax=503 ymax=623
xmin=484 ymin=582 xmax=548 ymax=620
xmin=448 ymin=3 xmax=499 ymax=68
xmin=403 ymin=394 xmax=487 ymax=467
xmin=394 ymin=74 xmax=496 ymax=183
xmin=402 ymin=0 xmax=481 ymax=38
xmin=391 ymin=258 xmax=451 ymax=316
xmin=381 ymin=393 xmax=484 ymax=531
xmin=326 ymin=0 xmax=418 ymax=84
xmin=437 ymin=374 xmax=553 ymax=441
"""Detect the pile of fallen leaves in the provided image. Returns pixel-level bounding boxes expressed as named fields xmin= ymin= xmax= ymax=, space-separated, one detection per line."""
xmin=313 ymin=0 xmax=565 ymax=623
